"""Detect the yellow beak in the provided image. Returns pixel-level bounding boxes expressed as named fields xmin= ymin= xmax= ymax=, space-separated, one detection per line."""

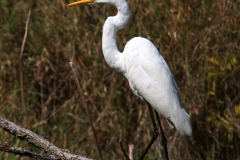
xmin=67 ymin=0 xmax=95 ymax=7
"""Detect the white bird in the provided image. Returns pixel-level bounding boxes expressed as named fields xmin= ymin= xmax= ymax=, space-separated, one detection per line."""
xmin=68 ymin=0 xmax=192 ymax=159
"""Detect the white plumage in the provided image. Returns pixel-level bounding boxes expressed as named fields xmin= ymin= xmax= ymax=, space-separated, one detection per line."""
xmin=68 ymin=0 xmax=192 ymax=136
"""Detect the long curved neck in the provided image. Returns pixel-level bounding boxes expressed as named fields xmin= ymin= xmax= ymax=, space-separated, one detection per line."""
xmin=102 ymin=1 xmax=130 ymax=72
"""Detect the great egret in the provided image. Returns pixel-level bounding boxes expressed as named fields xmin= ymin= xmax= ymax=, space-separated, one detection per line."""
xmin=68 ymin=0 xmax=192 ymax=159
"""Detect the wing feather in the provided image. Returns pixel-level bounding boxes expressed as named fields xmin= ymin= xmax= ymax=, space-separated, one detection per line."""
xmin=123 ymin=37 xmax=192 ymax=136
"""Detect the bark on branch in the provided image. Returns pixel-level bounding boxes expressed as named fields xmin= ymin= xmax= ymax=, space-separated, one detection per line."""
xmin=0 ymin=116 xmax=93 ymax=160
xmin=0 ymin=143 xmax=60 ymax=160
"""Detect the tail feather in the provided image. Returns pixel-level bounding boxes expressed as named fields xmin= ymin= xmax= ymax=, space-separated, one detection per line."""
xmin=169 ymin=108 xmax=192 ymax=136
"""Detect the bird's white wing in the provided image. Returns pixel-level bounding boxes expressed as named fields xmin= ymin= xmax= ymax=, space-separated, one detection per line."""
xmin=124 ymin=37 xmax=176 ymax=114
xmin=123 ymin=37 xmax=192 ymax=136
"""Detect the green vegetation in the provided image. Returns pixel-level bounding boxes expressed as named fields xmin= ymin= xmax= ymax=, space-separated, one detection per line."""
xmin=0 ymin=0 xmax=239 ymax=159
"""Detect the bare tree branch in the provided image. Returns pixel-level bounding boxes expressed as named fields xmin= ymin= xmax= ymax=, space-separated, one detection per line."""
xmin=0 ymin=143 xmax=60 ymax=160
xmin=0 ymin=116 xmax=93 ymax=160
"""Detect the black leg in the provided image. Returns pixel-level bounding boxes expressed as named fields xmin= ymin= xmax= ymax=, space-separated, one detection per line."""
xmin=139 ymin=103 xmax=159 ymax=160
xmin=155 ymin=110 xmax=169 ymax=160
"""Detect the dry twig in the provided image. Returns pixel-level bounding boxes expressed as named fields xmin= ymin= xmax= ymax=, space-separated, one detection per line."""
xmin=128 ymin=144 xmax=134 ymax=160
xmin=69 ymin=62 xmax=103 ymax=160
xmin=19 ymin=2 xmax=34 ymax=129
xmin=119 ymin=139 xmax=130 ymax=160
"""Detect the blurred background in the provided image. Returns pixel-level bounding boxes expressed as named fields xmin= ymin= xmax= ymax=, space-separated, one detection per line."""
xmin=0 ymin=0 xmax=239 ymax=159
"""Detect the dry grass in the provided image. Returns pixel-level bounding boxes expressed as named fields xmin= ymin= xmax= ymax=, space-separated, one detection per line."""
xmin=0 ymin=0 xmax=240 ymax=159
